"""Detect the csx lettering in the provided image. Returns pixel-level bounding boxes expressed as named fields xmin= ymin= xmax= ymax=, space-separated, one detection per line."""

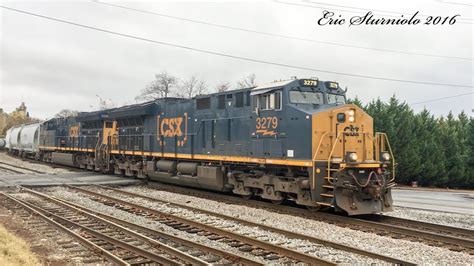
xmin=161 ymin=117 xmax=183 ymax=137
xmin=344 ymin=125 xmax=360 ymax=136
xmin=69 ymin=126 xmax=79 ymax=137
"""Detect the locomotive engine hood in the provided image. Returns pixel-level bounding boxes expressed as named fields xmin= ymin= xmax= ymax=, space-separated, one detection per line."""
xmin=311 ymin=104 xmax=374 ymax=164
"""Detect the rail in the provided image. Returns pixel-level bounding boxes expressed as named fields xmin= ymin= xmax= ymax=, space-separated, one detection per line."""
xmin=92 ymin=185 xmax=415 ymax=265
xmin=67 ymin=185 xmax=335 ymax=265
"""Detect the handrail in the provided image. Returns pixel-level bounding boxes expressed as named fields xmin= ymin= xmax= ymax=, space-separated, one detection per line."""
xmin=312 ymin=131 xmax=329 ymax=189
xmin=311 ymin=131 xmax=395 ymax=188
xmin=326 ymin=131 xmax=346 ymax=183
xmin=375 ymin=132 xmax=396 ymax=182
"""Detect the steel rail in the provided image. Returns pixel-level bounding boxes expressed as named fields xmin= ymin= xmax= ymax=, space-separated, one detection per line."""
xmin=21 ymin=197 xmax=179 ymax=265
xmin=146 ymin=182 xmax=474 ymax=252
xmin=337 ymin=215 xmax=474 ymax=250
xmin=51 ymin=193 xmax=263 ymax=266
xmin=19 ymin=186 xmax=205 ymax=265
xmin=370 ymin=215 xmax=474 ymax=239
xmin=0 ymin=165 xmax=24 ymax=174
xmin=0 ymin=192 xmax=128 ymax=265
xmin=67 ymin=185 xmax=336 ymax=265
xmin=0 ymin=161 xmax=46 ymax=174
xmin=93 ymin=184 xmax=415 ymax=265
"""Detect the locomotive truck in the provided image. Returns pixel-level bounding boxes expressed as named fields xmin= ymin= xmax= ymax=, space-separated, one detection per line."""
xmin=5 ymin=78 xmax=395 ymax=215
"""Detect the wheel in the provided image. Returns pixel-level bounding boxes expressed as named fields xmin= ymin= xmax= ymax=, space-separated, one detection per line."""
xmin=271 ymin=199 xmax=284 ymax=205
xmin=240 ymin=194 xmax=253 ymax=200
xmin=306 ymin=205 xmax=322 ymax=212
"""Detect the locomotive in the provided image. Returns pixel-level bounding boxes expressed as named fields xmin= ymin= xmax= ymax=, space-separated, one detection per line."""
xmin=5 ymin=78 xmax=395 ymax=215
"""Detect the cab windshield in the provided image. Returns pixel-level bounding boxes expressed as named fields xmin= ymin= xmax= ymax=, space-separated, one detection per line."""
xmin=327 ymin=93 xmax=346 ymax=104
xmin=289 ymin=90 xmax=324 ymax=104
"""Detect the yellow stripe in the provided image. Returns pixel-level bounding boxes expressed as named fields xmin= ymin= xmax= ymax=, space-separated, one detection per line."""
xmin=38 ymin=146 xmax=312 ymax=167
xmin=39 ymin=146 xmax=95 ymax=152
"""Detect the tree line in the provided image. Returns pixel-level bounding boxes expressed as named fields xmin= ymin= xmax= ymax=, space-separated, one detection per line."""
xmin=349 ymin=96 xmax=473 ymax=189
xmin=135 ymin=71 xmax=257 ymax=101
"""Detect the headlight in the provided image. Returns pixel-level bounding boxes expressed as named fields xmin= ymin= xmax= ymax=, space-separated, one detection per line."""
xmin=348 ymin=152 xmax=358 ymax=162
xmin=347 ymin=109 xmax=355 ymax=122
xmin=382 ymin=152 xmax=391 ymax=161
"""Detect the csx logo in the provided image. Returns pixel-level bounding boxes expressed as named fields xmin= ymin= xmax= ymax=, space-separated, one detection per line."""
xmin=69 ymin=126 xmax=79 ymax=137
xmin=161 ymin=117 xmax=184 ymax=137
xmin=157 ymin=113 xmax=188 ymax=147
xmin=344 ymin=125 xmax=360 ymax=136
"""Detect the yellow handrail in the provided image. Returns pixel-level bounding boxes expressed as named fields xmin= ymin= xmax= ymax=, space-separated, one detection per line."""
xmin=312 ymin=131 xmax=329 ymax=189
xmin=313 ymin=131 xmax=395 ymax=186
xmin=375 ymin=132 xmax=396 ymax=182
xmin=326 ymin=131 xmax=346 ymax=183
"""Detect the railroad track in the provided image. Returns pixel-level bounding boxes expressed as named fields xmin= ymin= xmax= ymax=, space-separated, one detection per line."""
xmin=0 ymin=192 xmax=110 ymax=264
xmin=0 ymin=165 xmax=24 ymax=174
xmin=61 ymin=184 xmax=416 ymax=265
xmin=4 ymin=153 xmax=82 ymax=172
xmin=143 ymin=182 xmax=474 ymax=254
xmin=359 ymin=214 xmax=474 ymax=249
xmin=56 ymin=185 xmax=340 ymax=265
xmin=9 ymin=187 xmax=261 ymax=265
xmin=1 ymin=192 xmax=128 ymax=265
xmin=0 ymin=161 xmax=46 ymax=174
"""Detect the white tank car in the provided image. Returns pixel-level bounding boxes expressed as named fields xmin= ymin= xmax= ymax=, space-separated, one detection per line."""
xmin=7 ymin=125 xmax=23 ymax=152
xmin=18 ymin=123 xmax=41 ymax=154
xmin=5 ymin=128 xmax=12 ymax=149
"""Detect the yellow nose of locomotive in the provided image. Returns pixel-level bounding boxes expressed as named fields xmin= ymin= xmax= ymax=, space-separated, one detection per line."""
xmin=310 ymin=104 xmax=395 ymax=215
xmin=311 ymin=104 xmax=374 ymax=163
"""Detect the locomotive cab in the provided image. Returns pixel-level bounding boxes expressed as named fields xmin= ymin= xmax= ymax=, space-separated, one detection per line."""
xmin=251 ymin=79 xmax=394 ymax=215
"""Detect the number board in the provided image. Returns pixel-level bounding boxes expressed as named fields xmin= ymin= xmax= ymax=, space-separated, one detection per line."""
xmin=328 ymin=82 xmax=339 ymax=89
xmin=299 ymin=79 xmax=318 ymax=87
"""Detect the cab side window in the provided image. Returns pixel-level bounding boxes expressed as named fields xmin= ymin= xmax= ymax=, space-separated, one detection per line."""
xmin=254 ymin=91 xmax=281 ymax=111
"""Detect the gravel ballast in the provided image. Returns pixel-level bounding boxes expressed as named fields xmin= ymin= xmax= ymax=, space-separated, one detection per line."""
xmin=0 ymin=153 xmax=71 ymax=175
xmin=387 ymin=206 xmax=474 ymax=230
xmin=47 ymin=187 xmax=386 ymax=264
xmin=110 ymin=185 xmax=474 ymax=264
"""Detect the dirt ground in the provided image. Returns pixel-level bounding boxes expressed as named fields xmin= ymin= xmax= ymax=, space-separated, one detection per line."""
xmin=0 ymin=204 xmax=69 ymax=266
xmin=0 ymin=225 xmax=40 ymax=265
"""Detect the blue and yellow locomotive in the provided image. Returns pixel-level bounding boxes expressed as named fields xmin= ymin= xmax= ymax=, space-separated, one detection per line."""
xmin=35 ymin=78 xmax=395 ymax=215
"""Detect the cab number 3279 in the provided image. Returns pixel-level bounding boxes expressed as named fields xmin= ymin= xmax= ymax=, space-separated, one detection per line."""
xmin=256 ymin=116 xmax=278 ymax=129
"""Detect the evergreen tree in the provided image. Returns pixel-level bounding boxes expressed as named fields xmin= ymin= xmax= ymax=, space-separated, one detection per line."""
xmin=452 ymin=112 xmax=470 ymax=187
xmin=365 ymin=98 xmax=386 ymax=133
xmin=467 ymin=118 xmax=474 ymax=187
xmin=352 ymin=95 xmax=470 ymax=188
xmin=347 ymin=96 xmax=364 ymax=108
xmin=413 ymin=109 xmax=446 ymax=186
xmin=441 ymin=112 xmax=465 ymax=188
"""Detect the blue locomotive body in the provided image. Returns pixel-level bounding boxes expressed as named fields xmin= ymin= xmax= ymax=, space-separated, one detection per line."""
xmin=31 ymin=78 xmax=394 ymax=215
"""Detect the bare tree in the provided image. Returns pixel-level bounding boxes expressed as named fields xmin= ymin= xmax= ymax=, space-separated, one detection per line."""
xmin=136 ymin=71 xmax=178 ymax=101
xmin=215 ymin=81 xmax=231 ymax=93
xmin=178 ymin=76 xmax=208 ymax=99
xmin=55 ymin=109 xmax=79 ymax=118
xmin=96 ymin=95 xmax=116 ymax=110
xmin=2 ymin=114 xmax=41 ymax=135
xmin=237 ymin=73 xmax=257 ymax=88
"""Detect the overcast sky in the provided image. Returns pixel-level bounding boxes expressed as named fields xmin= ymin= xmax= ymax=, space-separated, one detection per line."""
xmin=1 ymin=0 xmax=472 ymax=119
